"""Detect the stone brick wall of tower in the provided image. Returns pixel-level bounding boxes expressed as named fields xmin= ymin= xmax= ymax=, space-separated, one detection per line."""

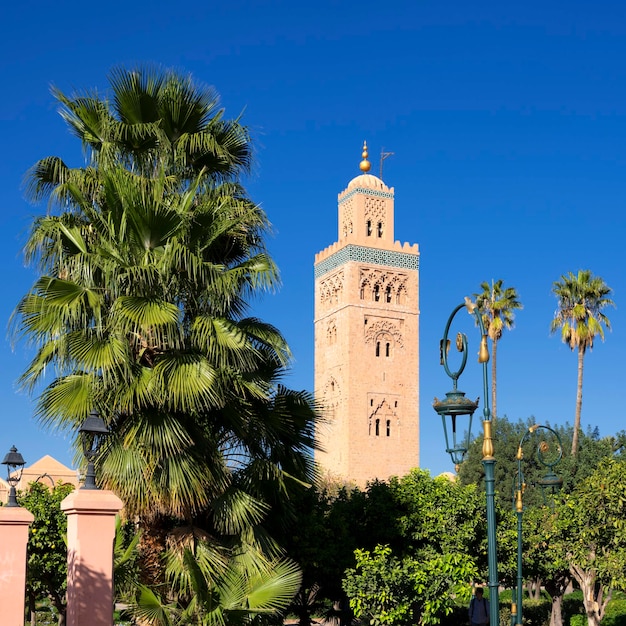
xmin=314 ymin=170 xmax=420 ymax=487
xmin=337 ymin=184 xmax=395 ymax=247
xmin=314 ymin=262 xmax=419 ymax=485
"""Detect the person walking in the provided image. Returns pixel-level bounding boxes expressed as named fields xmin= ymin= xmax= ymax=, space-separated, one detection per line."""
xmin=469 ymin=587 xmax=490 ymax=626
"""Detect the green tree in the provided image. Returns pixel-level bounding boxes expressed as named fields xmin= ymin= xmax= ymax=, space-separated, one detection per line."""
xmin=27 ymin=66 xmax=251 ymax=195
xmin=113 ymin=516 xmax=142 ymax=608
xmin=457 ymin=417 xmax=626 ymax=626
xmin=457 ymin=418 xmax=621 ymax=510
xmin=279 ymin=477 xmax=403 ymax=626
xmin=389 ymin=470 xmax=485 ymax=563
xmin=343 ymin=545 xmax=476 ymax=626
xmin=14 ymin=67 xmax=319 ymax=602
xmin=474 ymin=279 xmax=522 ymax=420
xmin=16 ymin=162 xmax=319 ymax=520
xmin=522 ymin=506 xmax=571 ymax=626
xmin=129 ymin=536 xmax=302 ymax=626
xmin=555 ymin=458 xmax=626 ymax=626
xmin=18 ymin=481 xmax=75 ymax=626
xmin=341 ymin=470 xmax=483 ymax=626
xmin=551 ymin=270 xmax=614 ymax=456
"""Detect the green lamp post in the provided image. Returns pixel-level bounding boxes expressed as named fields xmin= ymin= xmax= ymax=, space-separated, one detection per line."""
xmin=512 ymin=424 xmax=563 ymax=626
xmin=433 ymin=297 xmax=499 ymax=626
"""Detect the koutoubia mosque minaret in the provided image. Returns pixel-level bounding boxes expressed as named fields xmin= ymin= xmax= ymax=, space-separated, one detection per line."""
xmin=314 ymin=142 xmax=420 ymax=486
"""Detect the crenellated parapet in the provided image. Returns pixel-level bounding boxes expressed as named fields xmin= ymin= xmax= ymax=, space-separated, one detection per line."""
xmin=315 ymin=242 xmax=419 ymax=279
xmin=315 ymin=240 xmax=419 ymax=265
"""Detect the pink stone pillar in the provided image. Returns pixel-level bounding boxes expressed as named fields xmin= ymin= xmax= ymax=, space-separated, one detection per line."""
xmin=61 ymin=489 xmax=124 ymax=626
xmin=0 ymin=505 xmax=35 ymax=626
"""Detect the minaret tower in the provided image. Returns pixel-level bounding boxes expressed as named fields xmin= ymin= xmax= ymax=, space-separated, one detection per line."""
xmin=314 ymin=142 xmax=420 ymax=485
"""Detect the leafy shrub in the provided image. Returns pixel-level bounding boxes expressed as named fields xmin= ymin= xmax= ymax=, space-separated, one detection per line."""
xmin=522 ymin=598 xmax=551 ymax=626
xmin=604 ymin=594 xmax=626 ymax=626
xmin=563 ymin=590 xmax=585 ymax=626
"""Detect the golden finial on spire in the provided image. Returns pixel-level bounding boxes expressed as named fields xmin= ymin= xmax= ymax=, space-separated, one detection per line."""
xmin=359 ymin=141 xmax=371 ymax=172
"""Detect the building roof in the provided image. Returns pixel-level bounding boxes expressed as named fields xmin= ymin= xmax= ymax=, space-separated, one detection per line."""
xmin=0 ymin=455 xmax=79 ymax=504
xmin=346 ymin=173 xmax=390 ymax=192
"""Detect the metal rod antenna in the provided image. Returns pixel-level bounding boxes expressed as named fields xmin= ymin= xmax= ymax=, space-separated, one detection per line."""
xmin=380 ymin=148 xmax=394 ymax=179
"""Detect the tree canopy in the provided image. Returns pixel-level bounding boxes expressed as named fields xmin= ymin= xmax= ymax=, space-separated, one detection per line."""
xmin=474 ymin=279 xmax=522 ymax=420
xmin=555 ymin=458 xmax=626 ymax=626
xmin=14 ymin=66 xmax=320 ymax=618
xmin=342 ymin=470 xmax=483 ymax=626
xmin=18 ymin=481 xmax=75 ymax=625
xmin=551 ymin=270 xmax=614 ymax=455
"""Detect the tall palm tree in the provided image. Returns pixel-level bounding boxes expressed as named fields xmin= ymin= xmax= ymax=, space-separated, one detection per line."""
xmin=474 ymin=279 xmax=522 ymax=420
xmin=14 ymin=68 xmax=320 ymax=595
xmin=16 ymin=163 xmax=317 ymax=514
xmin=26 ymin=66 xmax=252 ymax=201
xmin=551 ymin=270 xmax=614 ymax=456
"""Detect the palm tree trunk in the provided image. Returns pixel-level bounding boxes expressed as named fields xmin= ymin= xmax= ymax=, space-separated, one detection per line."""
xmin=491 ymin=339 xmax=498 ymax=421
xmin=572 ymin=345 xmax=585 ymax=456
xmin=138 ymin=514 xmax=171 ymax=587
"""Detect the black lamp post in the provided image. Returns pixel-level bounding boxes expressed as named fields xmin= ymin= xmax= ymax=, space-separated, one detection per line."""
xmin=434 ymin=298 xmax=499 ymax=626
xmin=78 ymin=410 xmax=109 ymax=490
xmin=2 ymin=445 xmax=26 ymax=507
xmin=512 ymin=425 xmax=563 ymax=626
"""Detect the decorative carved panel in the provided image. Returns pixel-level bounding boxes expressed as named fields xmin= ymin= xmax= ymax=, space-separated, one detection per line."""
xmin=364 ymin=197 xmax=386 ymax=222
xmin=358 ymin=268 xmax=409 ymax=302
xmin=319 ymin=270 xmax=344 ymax=307
xmin=364 ymin=318 xmax=404 ymax=348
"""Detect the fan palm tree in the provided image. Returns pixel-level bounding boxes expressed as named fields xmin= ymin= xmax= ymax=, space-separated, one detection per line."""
xmin=474 ymin=279 xmax=522 ymax=420
xmin=26 ymin=65 xmax=251 ymax=203
xmin=15 ymin=68 xmax=320 ymax=595
xmin=129 ymin=533 xmax=302 ymax=626
xmin=551 ymin=270 xmax=614 ymax=456
xmin=16 ymin=163 xmax=317 ymax=514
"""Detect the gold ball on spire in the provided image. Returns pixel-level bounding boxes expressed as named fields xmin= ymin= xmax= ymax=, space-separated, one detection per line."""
xmin=359 ymin=141 xmax=371 ymax=172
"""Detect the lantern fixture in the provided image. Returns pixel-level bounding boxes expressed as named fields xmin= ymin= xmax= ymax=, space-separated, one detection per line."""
xmin=78 ymin=410 xmax=109 ymax=490
xmin=2 ymin=445 xmax=26 ymax=507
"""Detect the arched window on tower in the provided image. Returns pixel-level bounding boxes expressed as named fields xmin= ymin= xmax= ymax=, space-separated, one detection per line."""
xmin=386 ymin=420 xmax=391 ymax=436
xmin=376 ymin=332 xmax=393 ymax=358
xmin=367 ymin=220 xmax=372 ymax=236
xmin=385 ymin=285 xmax=392 ymax=303
xmin=377 ymin=222 xmax=383 ymax=237
xmin=396 ymin=287 xmax=407 ymax=305
xmin=375 ymin=418 xmax=380 ymax=436
xmin=373 ymin=284 xmax=380 ymax=302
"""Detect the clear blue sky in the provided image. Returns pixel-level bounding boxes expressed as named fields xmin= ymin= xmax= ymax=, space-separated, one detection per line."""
xmin=1 ymin=0 xmax=624 ymax=477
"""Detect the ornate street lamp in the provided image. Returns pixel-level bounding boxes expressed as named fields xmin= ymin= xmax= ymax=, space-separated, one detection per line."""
xmin=2 ymin=445 xmax=26 ymax=507
xmin=512 ymin=425 xmax=563 ymax=626
xmin=433 ymin=297 xmax=499 ymax=626
xmin=78 ymin=410 xmax=109 ymax=490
